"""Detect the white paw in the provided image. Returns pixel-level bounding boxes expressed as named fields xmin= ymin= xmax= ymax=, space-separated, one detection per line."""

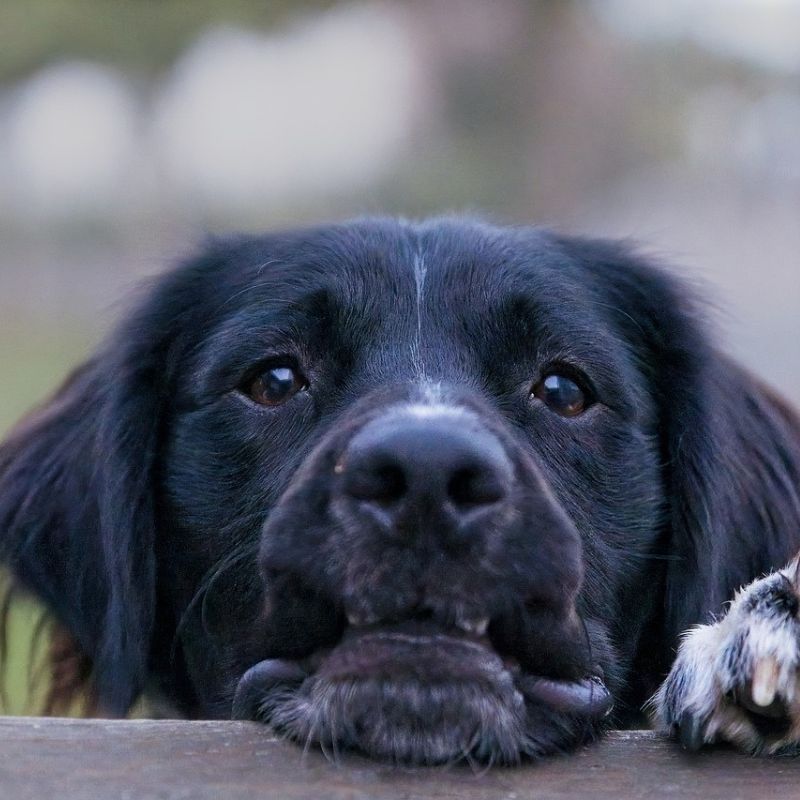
xmin=653 ymin=560 xmax=800 ymax=753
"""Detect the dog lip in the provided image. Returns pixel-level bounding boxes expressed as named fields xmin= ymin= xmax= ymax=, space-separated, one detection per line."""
xmin=234 ymin=640 xmax=611 ymax=725
xmin=518 ymin=674 xmax=613 ymax=719
xmin=340 ymin=625 xmax=493 ymax=655
xmin=238 ymin=611 xmax=609 ymax=724
xmin=345 ymin=611 xmax=489 ymax=636
xmin=338 ymin=617 xmax=493 ymax=649
xmin=259 ymin=619 xmax=513 ymax=701
xmin=231 ymin=658 xmax=308 ymax=721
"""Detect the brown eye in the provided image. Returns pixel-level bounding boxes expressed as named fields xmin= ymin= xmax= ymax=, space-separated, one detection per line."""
xmin=246 ymin=365 xmax=307 ymax=406
xmin=532 ymin=373 xmax=588 ymax=417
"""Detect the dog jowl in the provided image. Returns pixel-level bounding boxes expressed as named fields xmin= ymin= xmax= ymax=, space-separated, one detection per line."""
xmin=1 ymin=218 xmax=799 ymax=764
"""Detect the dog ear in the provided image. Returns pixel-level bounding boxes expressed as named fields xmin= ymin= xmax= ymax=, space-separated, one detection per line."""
xmin=0 ymin=267 xmax=197 ymax=714
xmin=557 ymin=236 xmax=800 ymax=673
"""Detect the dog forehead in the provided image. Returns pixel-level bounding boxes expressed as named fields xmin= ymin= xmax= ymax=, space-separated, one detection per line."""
xmin=187 ymin=219 xmax=639 ymax=399
xmin=225 ymin=219 xmax=584 ymax=326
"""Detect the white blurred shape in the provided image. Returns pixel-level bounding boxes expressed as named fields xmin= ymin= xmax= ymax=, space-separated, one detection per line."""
xmin=685 ymin=86 xmax=800 ymax=184
xmin=153 ymin=3 xmax=425 ymax=210
xmin=594 ymin=0 xmax=800 ymax=74
xmin=684 ymin=86 xmax=749 ymax=169
xmin=736 ymin=92 xmax=800 ymax=184
xmin=7 ymin=61 xmax=138 ymax=215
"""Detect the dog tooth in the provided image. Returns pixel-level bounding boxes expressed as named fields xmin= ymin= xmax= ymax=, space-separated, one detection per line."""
xmin=751 ymin=656 xmax=780 ymax=707
xmin=457 ymin=617 xmax=489 ymax=636
xmin=346 ymin=610 xmax=378 ymax=627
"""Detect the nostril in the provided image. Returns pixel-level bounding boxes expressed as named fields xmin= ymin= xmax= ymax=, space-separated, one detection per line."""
xmin=447 ymin=466 xmax=506 ymax=509
xmin=345 ymin=462 xmax=407 ymax=507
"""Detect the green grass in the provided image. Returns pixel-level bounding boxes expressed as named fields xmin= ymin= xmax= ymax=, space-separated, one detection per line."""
xmin=0 ymin=325 xmax=95 ymax=438
xmin=0 ymin=325 xmax=95 ymax=714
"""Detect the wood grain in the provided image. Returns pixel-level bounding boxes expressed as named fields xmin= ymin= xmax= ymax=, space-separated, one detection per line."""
xmin=0 ymin=719 xmax=797 ymax=800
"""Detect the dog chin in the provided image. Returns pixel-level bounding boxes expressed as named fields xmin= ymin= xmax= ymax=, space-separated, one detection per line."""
xmin=234 ymin=621 xmax=612 ymax=764
xmin=269 ymin=628 xmax=529 ymax=764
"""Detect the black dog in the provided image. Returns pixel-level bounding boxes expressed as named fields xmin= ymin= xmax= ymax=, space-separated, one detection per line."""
xmin=2 ymin=217 xmax=799 ymax=763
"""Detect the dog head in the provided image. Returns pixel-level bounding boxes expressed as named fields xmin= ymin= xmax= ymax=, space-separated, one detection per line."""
xmin=2 ymin=217 xmax=798 ymax=763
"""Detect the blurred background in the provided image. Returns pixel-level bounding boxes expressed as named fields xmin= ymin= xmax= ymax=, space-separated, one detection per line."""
xmin=1 ymin=0 xmax=799 ymax=435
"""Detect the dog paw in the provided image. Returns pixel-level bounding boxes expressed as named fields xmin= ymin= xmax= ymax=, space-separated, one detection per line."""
xmin=653 ymin=560 xmax=800 ymax=753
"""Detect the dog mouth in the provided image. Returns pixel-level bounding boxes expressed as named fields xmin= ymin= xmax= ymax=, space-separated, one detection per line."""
xmin=232 ymin=609 xmax=612 ymax=764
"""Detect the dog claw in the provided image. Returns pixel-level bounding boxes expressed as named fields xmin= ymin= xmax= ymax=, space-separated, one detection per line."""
xmin=677 ymin=710 xmax=705 ymax=751
xmin=751 ymin=656 xmax=780 ymax=708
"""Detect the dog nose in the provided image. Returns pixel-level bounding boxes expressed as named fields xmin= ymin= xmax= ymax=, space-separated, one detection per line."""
xmin=338 ymin=410 xmax=513 ymax=542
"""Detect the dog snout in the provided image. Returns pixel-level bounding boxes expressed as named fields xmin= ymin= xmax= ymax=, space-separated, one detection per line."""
xmin=336 ymin=409 xmax=513 ymax=545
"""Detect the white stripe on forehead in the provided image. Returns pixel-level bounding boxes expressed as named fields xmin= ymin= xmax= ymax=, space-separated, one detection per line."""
xmin=413 ymin=251 xmax=427 ymax=333
xmin=411 ymin=249 xmax=428 ymax=377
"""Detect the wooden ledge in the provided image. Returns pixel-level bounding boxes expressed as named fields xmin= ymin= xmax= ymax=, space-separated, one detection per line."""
xmin=0 ymin=718 xmax=797 ymax=800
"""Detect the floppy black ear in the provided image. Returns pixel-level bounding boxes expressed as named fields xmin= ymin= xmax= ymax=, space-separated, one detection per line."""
xmin=0 ymin=282 xmax=186 ymax=714
xmin=558 ymin=236 xmax=800 ymax=675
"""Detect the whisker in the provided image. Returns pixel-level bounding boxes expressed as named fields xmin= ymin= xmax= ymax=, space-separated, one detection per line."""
xmin=301 ymin=714 xmax=320 ymax=766
xmin=578 ymin=614 xmax=597 ymax=746
xmin=170 ymin=538 xmax=260 ymax=665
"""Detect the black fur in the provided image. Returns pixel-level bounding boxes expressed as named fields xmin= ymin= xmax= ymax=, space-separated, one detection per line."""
xmin=1 ymin=217 xmax=799 ymax=763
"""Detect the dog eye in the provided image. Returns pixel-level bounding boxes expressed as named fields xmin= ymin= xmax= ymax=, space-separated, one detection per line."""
xmin=245 ymin=364 xmax=307 ymax=407
xmin=531 ymin=373 xmax=589 ymax=417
